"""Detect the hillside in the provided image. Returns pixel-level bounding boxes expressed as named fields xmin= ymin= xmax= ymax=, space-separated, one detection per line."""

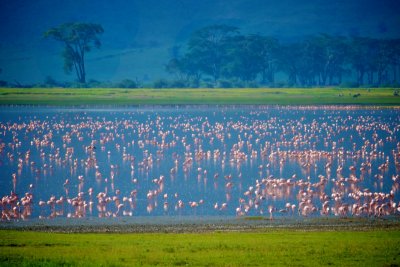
xmin=0 ymin=0 xmax=399 ymax=84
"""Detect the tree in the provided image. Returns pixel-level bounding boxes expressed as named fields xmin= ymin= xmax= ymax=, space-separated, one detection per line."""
xmin=278 ymin=43 xmax=304 ymax=86
xmin=258 ymin=36 xmax=280 ymax=85
xmin=45 ymin=22 xmax=104 ymax=84
xmin=375 ymin=39 xmax=392 ymax=85
xmin=166 ymin=56 xmax=202 ymax=87
xmin=296 ymin=39 xmax=319 ymax=86
xmin=187 ymin=25 xmax=238 ymax=84
xmin=278 ymin=35 xmax=349 ymax=87
xmin=223 ymin=34 xmax=264 ymax=82
xmin=0 ymin=67 xmax=6 ymax=87
xmin=349 ymin=37 xmax=371 ymax=85
xmin=117 ymin=79 xmax=138 ymax=89
xmin=166 ymin=24 xmax=400 ymax=88
xmin=388 ymin=39 xmax=400 ymax=84
xmin=309 ymin=34 xmax=349 ymax=85
xmin=221 ymin=34 xmax=279 ymax=84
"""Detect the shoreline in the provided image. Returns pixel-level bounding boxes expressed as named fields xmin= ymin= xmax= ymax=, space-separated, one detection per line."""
xmin=2 ymin=216 xmax=399 ymax=233
xmin=1 ymin=87 xmax=400 ymax=106
xmin=1 ymin=103 xmax=399 ymax=110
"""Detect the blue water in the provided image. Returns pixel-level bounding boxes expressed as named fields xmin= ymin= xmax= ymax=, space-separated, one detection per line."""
xmin=0 ymin=105 xmax=399 ymax=220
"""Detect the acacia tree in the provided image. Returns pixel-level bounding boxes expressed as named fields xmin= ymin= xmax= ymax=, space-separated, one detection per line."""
xmin=187 ymin=25 xmax=238 ymax=84
xmin=165 ymin=55 xmax=202 ymax=86
xmin=45 ymin=22 xmax=104 ymax=84
xmin=308 ymin=34 xmax=349 ymax=85
xmin=224 ymin=34 xmax=264 ymax=82
xmin=388 ymin=39 xmax=400 ymax=84
xmin=258 ymin=36 xmax=279 ymax=85
xmin=349 ymin=37 xmax=371 ymax=85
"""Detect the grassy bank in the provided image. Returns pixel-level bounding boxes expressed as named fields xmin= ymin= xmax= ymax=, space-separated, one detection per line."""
xmin=1 ymin=229 xmax=399 ymax=266
xmin=0 ymin=87 xmax=399 ymax=105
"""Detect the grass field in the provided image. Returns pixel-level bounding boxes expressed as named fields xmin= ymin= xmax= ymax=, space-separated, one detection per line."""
xmin=0 ymin=229 xmax=399 ymax=266
xmin=0 ymin=87 xmax=399 ymax=105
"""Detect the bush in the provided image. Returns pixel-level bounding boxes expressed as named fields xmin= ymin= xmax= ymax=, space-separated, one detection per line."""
xmin=199 ymin=81 xmax=214 ymax=88
xmin=169 ymin=80 xmax=187 ymax=88
xmin=44 ymin=76 xmax=60 ymax=87
xmin=117 ymin=79 xmax=138 ymax=89
xmin=217 ymin=80 xmax=234 ymax=88
xmin=339 ymin=82 xmax=359 ymax=88
xmin=153 ymin=79 xmax=170 ymax=88
xmin=391 ymin=82 xmax=400 ymax=88
xmin=67 ymin=82 xmax=88 ymax=88
xmin=269 ymin=82 xmax=287 ymax=88
xmin=188 ymin=80 xmax=200 ymax=88
xmin=86 ymin=79 xmax=102 ymax=88
xmin=379 ymin=83 xmax=393 ymax=88
xmin=233 ymin=81 xmax=245 ymax=88
xmin=246 ymin=81 xmax=259 ymax=88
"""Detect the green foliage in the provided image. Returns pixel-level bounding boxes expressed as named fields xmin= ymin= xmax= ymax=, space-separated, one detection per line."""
xmin=167 ymin=25 xmax=400 ymax=88
xmin=217 ymin=80 xmax=234 ymax=88
xmin=117 ymin=79 xmax=138 ymax=89
xmin=169 ymin=80 xmax=188 ymax=88
xmin=44 ymin=22 xmax=104 ymax=84
xmin=187 ymin=24 xmax=239 ymax=84
xmin=0 ymin=68 xmax=6 ymax=87
xmin=153 ymin=79 xmax=170 ymax=88
xmin=152 ymin=78 xmax=192 ymax=88
xmin=339 ymin=81 xmax=359 ymax=88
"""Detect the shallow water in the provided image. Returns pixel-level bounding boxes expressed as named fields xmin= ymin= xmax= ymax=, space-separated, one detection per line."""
xmin=0 ymin=105 xmax=399 ymax=221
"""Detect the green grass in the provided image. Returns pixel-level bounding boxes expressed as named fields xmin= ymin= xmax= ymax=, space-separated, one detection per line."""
xmin=0 ymin=87 xmax=399 ymax=105
xmin=0 ymin=229 xmax=399 ymax=266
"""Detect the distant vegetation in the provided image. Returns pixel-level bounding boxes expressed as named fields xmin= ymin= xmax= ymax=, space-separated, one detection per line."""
xmin=1 ymin=24 xmax=400 ymax=89
xmin=165 ymin=25 xmax=400 ymax=88
xmin=44 ymin=22 xmax=104 ymax=84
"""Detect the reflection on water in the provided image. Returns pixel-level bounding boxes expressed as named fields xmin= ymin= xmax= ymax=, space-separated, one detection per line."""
xmin=0 ymin=105 xmax=399 ymax=221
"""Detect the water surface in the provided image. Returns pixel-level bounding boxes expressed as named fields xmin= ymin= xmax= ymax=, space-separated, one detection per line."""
xmin=0 ymin=105 xmax=399 ymax=221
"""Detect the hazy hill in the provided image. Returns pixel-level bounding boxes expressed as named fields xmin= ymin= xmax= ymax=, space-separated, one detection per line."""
xmin=0 ymin=0 xmax=399 ymax=84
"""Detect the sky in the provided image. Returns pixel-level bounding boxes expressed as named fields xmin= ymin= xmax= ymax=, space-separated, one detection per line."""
xmin=0 ymin=0 xmax=399 ymax=84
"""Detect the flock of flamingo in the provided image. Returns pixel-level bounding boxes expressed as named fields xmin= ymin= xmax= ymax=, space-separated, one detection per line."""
xmin=0 ymin=105 xmax=399 ymax=221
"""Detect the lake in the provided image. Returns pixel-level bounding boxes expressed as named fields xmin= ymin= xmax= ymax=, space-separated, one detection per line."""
xmin=0 ymin=105 xmax=399 ymax=221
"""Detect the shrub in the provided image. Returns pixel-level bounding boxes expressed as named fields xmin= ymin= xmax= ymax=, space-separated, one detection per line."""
xmin=153 ymin=79 xmax=170 ymax=88
xmin=218 ymin=80 xmax=234 ymax=88
xmin=379 ymin=83 xmax=393 ymax=88
xmin=233 ymin=81 xmax=245 ymax=88
xmin=188 ymin=80 xmax=200 ymax=88
xmin=200 ymin=82 xmax=214 ymax=88
xmin=246 ymin=81 xmax=259 ymax=88
xmin=169 ymin=80 xmax=187 ymax=88
xmin=339 ymin=82 xmax=359 ymax=88
xmin=118 ymin=79 xmax=138 ymax=89
xmin=269 ymin=82 xmax=287 ymax=88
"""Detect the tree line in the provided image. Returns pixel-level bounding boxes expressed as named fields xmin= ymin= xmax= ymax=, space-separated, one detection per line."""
xmin=1 ymin=22 xmax=400 ymax=88
xmin=165 ymin=25 xmax=400 ymax=88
